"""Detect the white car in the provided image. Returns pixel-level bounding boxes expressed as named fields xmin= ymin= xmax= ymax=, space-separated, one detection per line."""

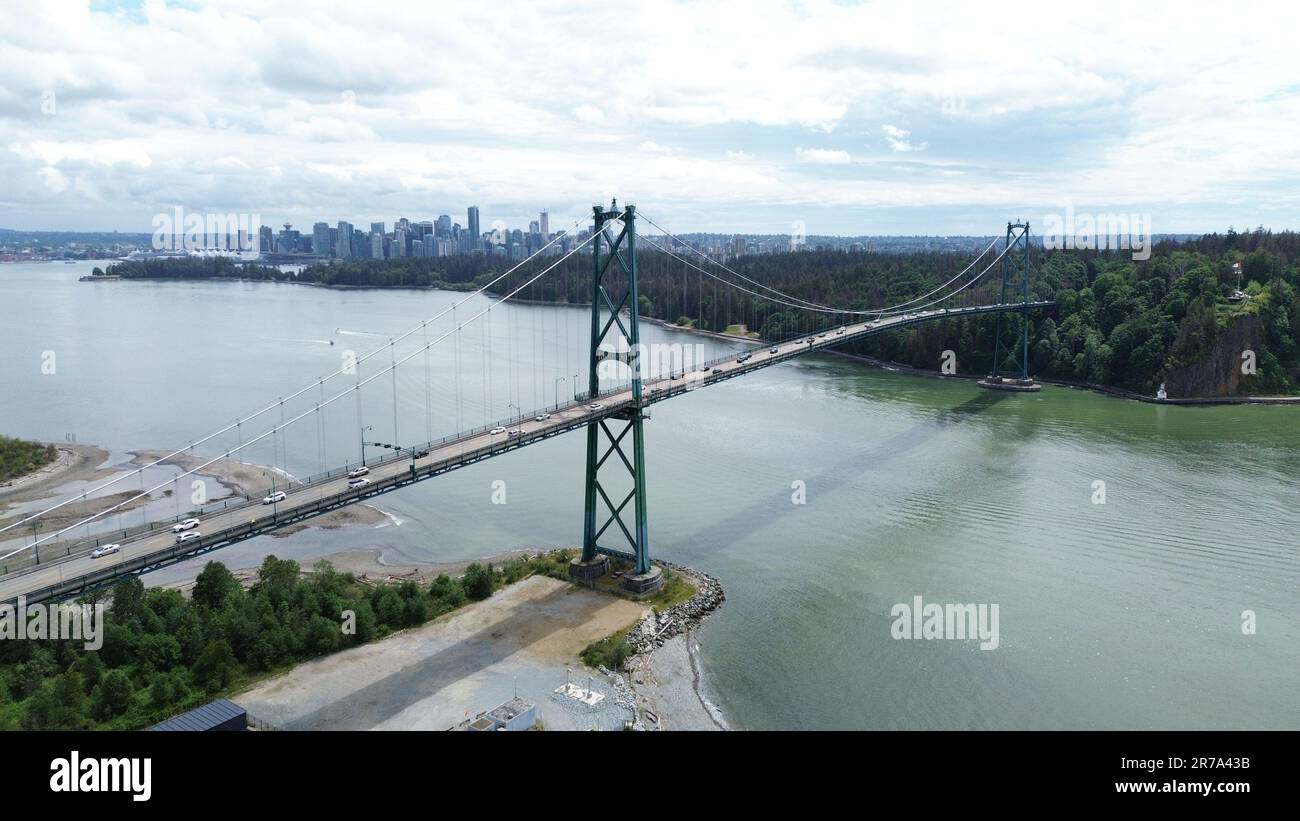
xmin=172 ymin=518 xmax=200 ymax=533
xmin=262 ymin=491 xmax=287 ymax=505
xmin=534 ymin=413 xmax=550 ymax=422
xmin=836 ymin=326 xmax=846 ymax=334
xmin=490 ymin=426 xmax=507 ymax=435
xmin=587 ymin=403 xmax=605 ymax=411
xmin=507 ymin=428 xmax=523 ymax=438
xmin=770 ymin=347 xmax=779 ymax=354
xmin=91 ymin=544 xmax=121 ymax=559
xmin=347 ymin=466 xmax=370 ymax=479
xmin=348 ymin=477 xmax=371 ymax=489
xmin=175 ymin=531 xmax=201 ymax=544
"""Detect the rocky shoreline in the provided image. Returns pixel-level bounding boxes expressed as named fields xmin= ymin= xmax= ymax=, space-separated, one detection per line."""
xmin=618 ymin=560 xmax=731 ymax=730
xmin=628 ymin=560 xmax=726 ymax=654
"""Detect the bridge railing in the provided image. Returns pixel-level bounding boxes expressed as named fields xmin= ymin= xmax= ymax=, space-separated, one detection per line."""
xmin=2 ymin=301 xmax=1058 ymax=578
xmin=0 ymin=389 xmax=600 ymax=576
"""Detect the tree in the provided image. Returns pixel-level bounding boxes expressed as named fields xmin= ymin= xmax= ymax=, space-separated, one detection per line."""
xmin=25 ymin=671 xmax=88 ymax=730
xmin=192 ymin=639 xmax=236 ymax=693
xmin=136 ymin=633 xmax=182 ymax=673
xmin=90 ymin=670 xmax=134 ymax=721
xmin=462 ymin=563 xmax=495 ymax=601
xmin=192 ymin=561 xmax=240 ymax=609
xmin=304 ymin=615 xmax=340 ymax=655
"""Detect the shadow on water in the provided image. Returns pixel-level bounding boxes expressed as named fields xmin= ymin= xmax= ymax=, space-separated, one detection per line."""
xmin=673 ymin=391 xmax=1009 ymax=554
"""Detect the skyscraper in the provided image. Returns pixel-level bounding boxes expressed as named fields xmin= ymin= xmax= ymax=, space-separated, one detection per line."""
xmin=313 ymin=222 xmax=330 ymax=257
xmin=370 ymin=221 xmax=385 ymax=236
xmin=336 ymin=221 xmax=353 ymax=258
xmin=539 ymin=210 xmax=549 ymax=239
xmin=467 ymin=206 xmax=480 ymax=249
xmin=436 ymin=214 xmax=451 ymax=236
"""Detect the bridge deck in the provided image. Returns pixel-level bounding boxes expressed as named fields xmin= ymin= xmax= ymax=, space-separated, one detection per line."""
xmin=1 ymin=300 xmax=1052 ymax=603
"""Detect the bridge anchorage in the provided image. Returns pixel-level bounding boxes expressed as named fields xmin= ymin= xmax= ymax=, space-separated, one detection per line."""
xmin=569 ymin=201 xmax=664 ymax=594
xmin=978 ymin=220 xmax=1041 ymax=392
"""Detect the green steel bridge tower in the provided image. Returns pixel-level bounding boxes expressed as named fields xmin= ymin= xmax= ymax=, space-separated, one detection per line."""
xmin=569 ymin=201 xmax=663 ymax=593
xmin=979 ymin=221 xmax=1041 ymax=392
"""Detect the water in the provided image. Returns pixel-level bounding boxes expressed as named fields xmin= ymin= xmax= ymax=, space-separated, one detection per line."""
xmin=2 ymin=261 xmax=1297 ymax=729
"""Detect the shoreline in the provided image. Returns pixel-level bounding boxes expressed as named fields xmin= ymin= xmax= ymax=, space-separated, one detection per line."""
xmin=621 ymin=560 xmax=731 ymax=730
xmin=822 ymin=350 xmax=1300 ymax=406
xmin=0 ymin=443 xmax=113 ymax=506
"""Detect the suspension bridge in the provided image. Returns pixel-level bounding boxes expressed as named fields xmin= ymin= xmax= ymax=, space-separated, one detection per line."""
xmin=0 ymin=203 xmax=1052 ymax=603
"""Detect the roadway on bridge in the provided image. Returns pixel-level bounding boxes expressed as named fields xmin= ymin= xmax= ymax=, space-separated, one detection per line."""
xmin=1 ymin=303 xmax=1050 ymax=602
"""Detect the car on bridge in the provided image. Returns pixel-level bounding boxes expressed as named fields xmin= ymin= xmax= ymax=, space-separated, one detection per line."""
xmin=507 ymin=428 xmax=523 ymax=438
xmin=91 ymin=543 xmax=121 ymax=559
xmin=348 ymin=477 xmax=371 ymax=489
xmin=534 ymin=413 xmax=550 ymax=421
xmin=175 ymin=531 xmax=201 ymax=544
xmin=347 ymin=466 xmax=370 ymax=479
xmin=172 ymin=518 xmax=200 ymax=533
xmin=770 ymin=347 xmax=779 ymax=354
xmin=837 ymin=326 xmax=846 ymax=334
xmin=490 ymin=426 xmax=506 ymax=435
xmin=262 ymin=491 xmax=287 ymax=505
xmin=586 ymin=403 xmax=605 ymax=411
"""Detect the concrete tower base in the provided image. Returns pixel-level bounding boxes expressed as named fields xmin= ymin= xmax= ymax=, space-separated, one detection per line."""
xmin=568 ymin=555 xmax=609 ymax=581
xmin=621 ymin=565 xmax=664 ymax=596
xmin=977 ymin=375 xmax=1042 ymax=392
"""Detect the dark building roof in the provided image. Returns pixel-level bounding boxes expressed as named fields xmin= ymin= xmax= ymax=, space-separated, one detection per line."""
xmin=149 ymin=699 xmax=247 ymax=732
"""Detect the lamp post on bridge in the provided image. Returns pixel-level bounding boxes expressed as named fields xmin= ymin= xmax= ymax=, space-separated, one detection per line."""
xmin=359 ymin=425 xmax=372 ymax=466
xmin=554 ymin=376 xmax=566 ymax=407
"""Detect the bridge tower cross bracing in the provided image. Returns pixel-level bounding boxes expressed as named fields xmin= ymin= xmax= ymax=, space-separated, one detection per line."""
xmin=980 ymin=221 xmax=1041 ymax=392
xmin=570 ymin=200 xmax=663 ymax=594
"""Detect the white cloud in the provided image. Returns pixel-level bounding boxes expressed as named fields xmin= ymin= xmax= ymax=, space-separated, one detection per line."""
xmin=572 ymin=105 xmax=606 ymax=125
xmin=795 ymin=147 xmax=852 ymax=165
xmin=882 ymin=125 xmax=926 ymax=153
xmin=0 ymin=0 xmax=1297 ymax=233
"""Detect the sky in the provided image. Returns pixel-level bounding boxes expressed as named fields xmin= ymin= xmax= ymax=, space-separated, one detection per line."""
xmin=2 ymin=0 xmax=1299 ymax=237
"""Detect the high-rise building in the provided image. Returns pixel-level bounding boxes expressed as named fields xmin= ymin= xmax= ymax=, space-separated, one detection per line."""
xmin=370 ymin=221 xmax=385 ymax=236
xmin=276 ymin=223 xmax=300 ymax=254
xmin=436 ymin=214 xmax=452 ymax=236
xmin=258 ymin=225 xmax=273 ymax=253
xmin=313 ymin=223 xmax=330 ymax=257
xmin=539 ymin=210 xmax=549 ymax=239
xmin=336 ymin=221 xmax=354 ymax=258
xmin=370 ymin=232 xmax=384 ymax=259
xmin=467 ymin=206 xmax=480 ymax=248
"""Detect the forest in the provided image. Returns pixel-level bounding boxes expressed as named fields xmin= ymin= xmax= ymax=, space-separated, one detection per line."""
xmin=0 ymin=552 xmax=572 ymax=730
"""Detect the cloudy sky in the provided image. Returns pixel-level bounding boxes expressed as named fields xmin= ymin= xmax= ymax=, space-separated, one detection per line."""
xmin=2 ymin=0 xmax=1299 ymax=236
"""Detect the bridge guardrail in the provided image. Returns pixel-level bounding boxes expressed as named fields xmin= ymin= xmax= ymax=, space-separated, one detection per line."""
xmin=6 ymin=300 xmax=1056 ymax=598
